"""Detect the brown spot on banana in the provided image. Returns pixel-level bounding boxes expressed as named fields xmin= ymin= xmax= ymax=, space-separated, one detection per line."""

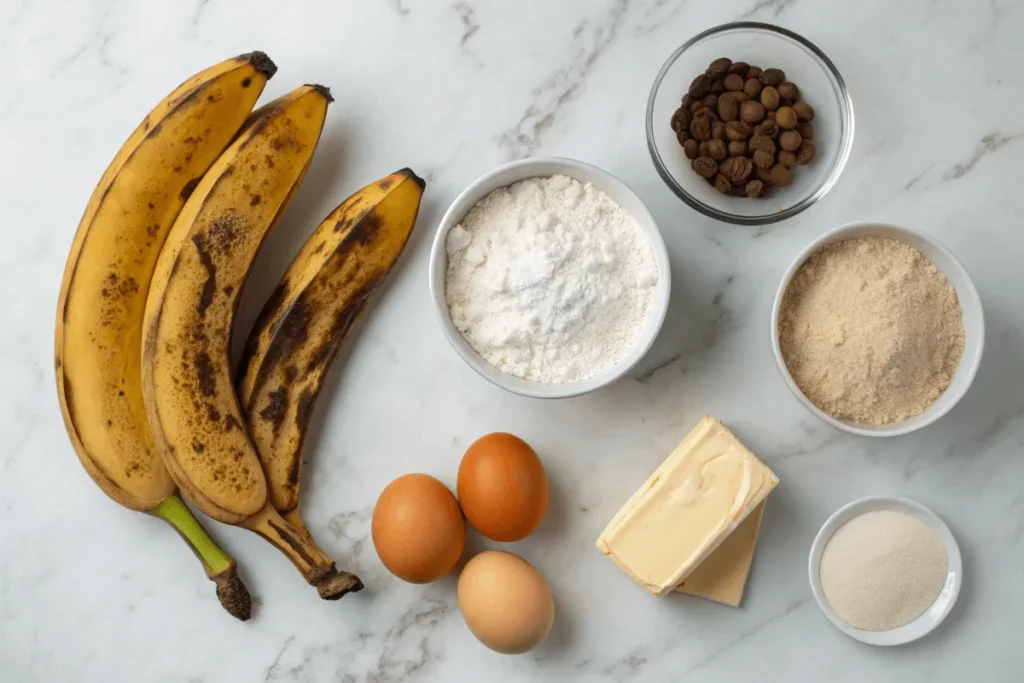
xmin=304 ymin=281 xmax=379 ymax=372
xmin=190 ymin=233 xmax=219 ymax=318
xmin=259 ymin=387 xmax=288 ymax=430
xmin=349 ymin=212 xmax=383 ymax=245
xmin=62 ymin=375 xmax=76 ymax=423
xmin=243 ymin=297 xmax=310 ymax=401
xmin=180 ymin=177 xmax=201 ymax=201
xmin=194 ymin=351 xmax=216 ymax=396
xmin=266 ymin=516 xmax=316 ymax=568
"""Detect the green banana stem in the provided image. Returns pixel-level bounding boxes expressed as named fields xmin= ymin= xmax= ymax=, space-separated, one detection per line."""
xmin=150 ymin=494 xmax=252 ymax=621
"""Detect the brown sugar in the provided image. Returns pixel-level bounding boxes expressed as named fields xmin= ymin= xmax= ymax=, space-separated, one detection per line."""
xmin=778 ymin=236 xmax=965 ymax=425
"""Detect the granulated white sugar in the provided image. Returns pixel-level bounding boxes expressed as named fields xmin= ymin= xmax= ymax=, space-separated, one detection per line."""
xmin=819 ymin=509 xmax=947 ymax=631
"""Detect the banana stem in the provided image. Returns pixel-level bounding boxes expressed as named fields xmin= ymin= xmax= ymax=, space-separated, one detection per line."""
xmin=246 ymin=505 xmax=363 ymax=600
xmin=150 ymin=494 xmax=253 ymax=620
xmin=282 ymin=508 xmax=312 ymax=542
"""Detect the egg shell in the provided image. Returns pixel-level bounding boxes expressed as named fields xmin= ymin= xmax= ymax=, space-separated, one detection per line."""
xmin=457 ymin=433 xmax=548 ymax=542
xmin=457 ymin=551 xmax=555 ymax=654
xmin=372 ymin=473 xmax=465 ymax=583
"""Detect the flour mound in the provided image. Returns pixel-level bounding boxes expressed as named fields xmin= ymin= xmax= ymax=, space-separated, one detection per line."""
xmin=445 ymin=175 xmax=658 ymax=384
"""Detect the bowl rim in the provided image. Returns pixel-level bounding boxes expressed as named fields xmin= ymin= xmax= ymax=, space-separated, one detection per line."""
xmin=645 ymin=21 xmax=856 ymax=226
xmin=770 ymin=221 xmax=985 ymax=437
xmin=427 ymin=156 xmax=672 ymax=399
xmin=808 ymin=495 xmax=963 ymax=646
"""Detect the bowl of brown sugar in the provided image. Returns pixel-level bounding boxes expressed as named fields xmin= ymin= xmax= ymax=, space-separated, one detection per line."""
xmin=771 ymin=222 xmax=984 ymax=436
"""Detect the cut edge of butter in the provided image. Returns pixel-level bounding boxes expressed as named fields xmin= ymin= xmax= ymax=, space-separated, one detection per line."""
xmin=596 ymin=416 xmax=778 ymax=597
xmin=674 ymin=501 xmax=765 ymax=607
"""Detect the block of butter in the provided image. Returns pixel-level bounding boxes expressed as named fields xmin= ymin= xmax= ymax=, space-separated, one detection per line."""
xmin=596 ymin=416 xmax=778 ymax=597
xmin=675 ymin=501 xmax=765 ymax=607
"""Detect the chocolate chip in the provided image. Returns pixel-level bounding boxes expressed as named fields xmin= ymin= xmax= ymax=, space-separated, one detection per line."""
xmin=759 ymin=68 xmax=785 ymax=86
xmin=770 ymin=163 xmax=792 ymax=186
xmin=740 ymin=101 xmax=766 ymax=123
xmin=779 ymin=130 xmax=802 ymax=152
xmin=692 ymin=156 xmax=718 ymax=178
xmin=796 ymin=140 xmax=817 ymax=165
xmin=688 ymin=74 xmax=711 ymax=97
xmin=793 ymin=101 xmax=815 ymax=122
xmin=776 ymin=106 xmax=799 ymax=130
xmin=706 ymin=57 xmax=733 ymax=79
xmin=683 ymin=139 xmax=699 ymax=159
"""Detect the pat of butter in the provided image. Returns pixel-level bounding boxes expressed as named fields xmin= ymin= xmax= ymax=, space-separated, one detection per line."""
xmin=596 ymin=416 xmax=778 ymax=597
xmin=675 ymin=501 xmax=765 ymax=607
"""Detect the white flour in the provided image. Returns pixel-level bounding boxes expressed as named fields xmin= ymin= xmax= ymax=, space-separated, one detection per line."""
xmin=445 ymin=175 xmax=658 ymax=383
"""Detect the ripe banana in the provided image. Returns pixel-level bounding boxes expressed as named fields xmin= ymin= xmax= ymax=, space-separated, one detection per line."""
xmin=237 ymin=170 xmax=424 ymax=536
xmin=55 ymin=52 xmax=275 ymax=620
xmin=142 ymin=84 xmax=362 ymax=600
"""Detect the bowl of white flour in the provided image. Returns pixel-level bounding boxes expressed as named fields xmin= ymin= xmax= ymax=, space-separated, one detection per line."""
xmin=429 ymin=157 xmax=671 ymax=398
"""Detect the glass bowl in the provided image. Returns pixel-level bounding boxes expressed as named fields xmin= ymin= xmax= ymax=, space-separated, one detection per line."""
xmin=646 ymin=22 xmax=854 ymax=225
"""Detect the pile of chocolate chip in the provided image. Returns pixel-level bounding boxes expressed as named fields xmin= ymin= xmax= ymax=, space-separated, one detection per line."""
xmin=670 ymin=58 xmax=816 ymax=198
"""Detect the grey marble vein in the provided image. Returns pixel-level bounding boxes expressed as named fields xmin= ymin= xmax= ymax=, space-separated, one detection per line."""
xmin=739 ymin=0 xmax=798 ymax=19
xmin=498 ymin=0 xmax=628 ymax=159
xmin=903 ymin=163 xmax=935 ymax=191
xmin=634 ymin=0 xmax=691 ymax=35
xmin=192 ymin=0 xmax=215 ymax=26
xmin=633 ymin=353 xmax=683 ymax=382
xmin=943 ymin=132 xmax=1022 ymax=181
xmin=370 ymin=595 xmax=453 ymax=683
xmin=263 ymin=636 xmax=297 ymax=683
xmin=679 ymin=599 xmax=811 ymax=679
xmin=451 ymin=2 xmax=480 ymax=47
xmin=602 ymin=647 xmax=649 ymax=677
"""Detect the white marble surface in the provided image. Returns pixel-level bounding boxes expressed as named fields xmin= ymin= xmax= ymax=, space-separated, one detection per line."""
xmin=2 ymin=0 xmax=1023 ymax=681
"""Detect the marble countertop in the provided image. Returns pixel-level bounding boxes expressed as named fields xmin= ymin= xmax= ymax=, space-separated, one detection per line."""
xmin=2 ymin=0 xmax=1023 ymax=681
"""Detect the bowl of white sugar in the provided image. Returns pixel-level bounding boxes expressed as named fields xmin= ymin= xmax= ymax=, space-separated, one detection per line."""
xmin=809 ymin=496 xmax=962 ymax=646
xmin=428 ymin=157 xmax=671 ymax=398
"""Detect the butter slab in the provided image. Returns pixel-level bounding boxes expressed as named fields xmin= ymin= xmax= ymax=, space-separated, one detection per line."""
xmin=596 ymin=416 xmax=778 ymax=597
xmin=675 ymin=501 xmax=765 ymax=607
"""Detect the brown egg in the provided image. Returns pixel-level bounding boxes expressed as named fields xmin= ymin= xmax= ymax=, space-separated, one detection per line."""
xmin=371 ymin=473 xmax=465 ymax=583
xmin=457 ymin=433 xmax=548 ymax=542
xmin=458 ymin=551 xmax=555 ymax=654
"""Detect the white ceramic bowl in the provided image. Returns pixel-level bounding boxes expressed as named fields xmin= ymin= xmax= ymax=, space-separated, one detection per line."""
xmin=809 ymin=496 xmax=962 ymax=646
xmin=771 ymin=222 xmax=984 ymax=436
xmin=428 ymin=157 xmax=671 ymax=399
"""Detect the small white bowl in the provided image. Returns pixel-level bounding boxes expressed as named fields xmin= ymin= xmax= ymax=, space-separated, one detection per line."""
xmin=428 ymin=157 xmax=671 ymax=399
xmin=808 ymin=496 xmax=962 ymax=646
xmin=770 ymin=222 xmax=984 ymax=436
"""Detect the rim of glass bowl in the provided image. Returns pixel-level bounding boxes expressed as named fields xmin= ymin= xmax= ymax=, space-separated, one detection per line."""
xmin=645 ymin=21 xmax=855 ymax=226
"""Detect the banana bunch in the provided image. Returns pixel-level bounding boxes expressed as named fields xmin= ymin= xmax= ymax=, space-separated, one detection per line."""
xmin=58 ymin=51 xmax=425 ymax=612
xmin=237 ymin=170 xmax=425 ymax=537
xmin=55 ymin=52 xmax=277 ymax=620
xmin=140 ymin=83 xmax=368 ymax=600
